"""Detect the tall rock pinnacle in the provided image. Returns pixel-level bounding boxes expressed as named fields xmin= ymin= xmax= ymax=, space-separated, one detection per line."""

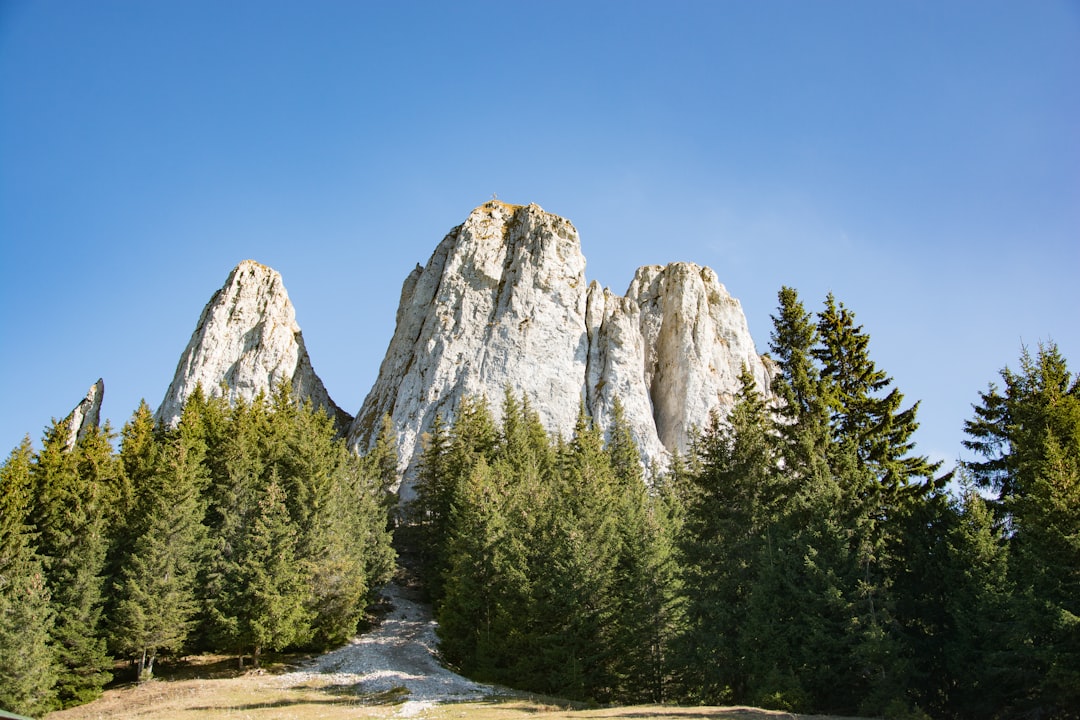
xmin=62 ymin=378 xmax=104 ymax=450
xmin=349 ymin=201 xmax=774 ymax=497
xmin=156 ymin=260 xmax=350 ymax=429
xmin=347 ymin=201 xmax=590 ymax=480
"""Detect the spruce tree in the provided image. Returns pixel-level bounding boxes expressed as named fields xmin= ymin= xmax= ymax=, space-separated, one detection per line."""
xmin=936 ymin=481 xmax=1014 ymax=718
xmin=366 ymin=413 xmax=401 ymax=525
xmin=236 ymin=473 xmax=312 ymax=665
xmin=108 ymin=426 xmax=204 ymax=680
xmin=964 ymin=342 xmax=1080 ymax=716
xmin=411 ymin=412 xmax=451 ymax=596
xmin=605 ymin=398 xmax=681 ymax=703
xmin=0 ymin=437 xmax=59 ymax=716
xmin=438 ymin=456 xmax=533 ymax=682
xmin=536 ymin=404 xmax=620 ymax=700
xmin=677 ymin=368 xmax=776 ymax=704
xmin=200 ymin=395 xmax=269 ymax=655
xmin=30 ymin=421 xmax=113 ymax=707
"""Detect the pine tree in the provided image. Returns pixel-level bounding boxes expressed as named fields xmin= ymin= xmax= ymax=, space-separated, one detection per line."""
xmin=30 ymin=421 xmax=113 ymax=707
xmin=677 ymin=368 xmax=777 ymax=704
xmin=0 ymin=437 xmax=59 ymax=716
xmin=366 ymin=413 xmax=401 ymax=525
xmin=438 ymin=456 xmax=533 ymax=682
xmin=964 ymin=342 xmax=1080 ymax=716
xmin=108 ymin=426 xmax=204 ymax=680
xmin=236 ymin=473 xmax=312 ymax=665
xmin=605 ymin=398 xmax=681 ymax=703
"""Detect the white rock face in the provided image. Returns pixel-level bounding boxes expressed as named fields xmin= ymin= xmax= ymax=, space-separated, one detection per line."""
xmin=349 ymin=202 xmax=774 ymax=497
xmin=62 ymin=378 xmax=104 ymax=450
xmin=156 ymin=260 xmax=350 ymax=429
xmin=347 ymin=202 xmax=590 ymax=492
xmin=625 ymin=263 xmax=775 ymax=452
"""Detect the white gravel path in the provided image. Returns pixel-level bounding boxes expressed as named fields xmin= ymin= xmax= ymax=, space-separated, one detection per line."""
xmin=279 ymin=580 xmax=494 ymax=713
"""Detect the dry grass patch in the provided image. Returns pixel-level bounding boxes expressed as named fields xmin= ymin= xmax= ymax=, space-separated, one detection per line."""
xmin=412 ymin=701 xmax=856 ymax=720
xmin=44 ymin=655 xmax=858 ymax=720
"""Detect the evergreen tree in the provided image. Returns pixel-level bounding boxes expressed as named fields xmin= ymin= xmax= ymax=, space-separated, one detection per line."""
xmin=200 ymin=394 xmax=271 ymax=655
xmin=411 ymin=413 xmax=451 ymax=597
xmin=605 ymin=399 xmax=681 ymax=703
xmin=438 ymin=456 xmax=534 ymax=682
xmin=937 ymin=480 xmax=1014 ymax=718
xmin=677 ymin=368 xmax=776 ymax=704
xmin=306 ymin=429 xmax=395 ymax=648
xmin=29 ymin=421 xmax=113 ymax=707
xmin=813 ymin=294 xmax=951 ymax=713
xmin=236 ymin=473 xmax=312 ymax=665
xmin=964 ymin=342 xmax=1080 ymax=716
xmin=534 ymin=404 xmax=620 ymax=700
xmin=366 ymin=413 xmax=401 ymax=525
xmin=108 ymin=425 xmax=204 ymax=680
xmin=0 ymin=437 xmax=59 ymax=716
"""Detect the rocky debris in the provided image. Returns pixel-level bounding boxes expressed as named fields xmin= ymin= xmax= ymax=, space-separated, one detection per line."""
xmin=156 ymin=260 xmax=351 ymax=429
xmin=279 ymin=580 xmax=492 ymax=707
xmin=349 ymin=201 xmax=773 ymax=497
xmin=61 ymin=378 xmax=104 ymax=450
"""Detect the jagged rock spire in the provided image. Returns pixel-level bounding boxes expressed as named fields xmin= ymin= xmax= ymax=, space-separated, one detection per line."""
xmin=348 ymin=201 xmax=773 ymax=497
xmin=62 ymin=378 xmax=104 ymax=450
xmin=156 ymin=260 xmax=350 ymax=429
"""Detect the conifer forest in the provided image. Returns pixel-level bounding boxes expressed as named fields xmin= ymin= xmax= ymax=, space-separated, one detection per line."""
xmin=2 ymin=287 xmax=1077 ymax=719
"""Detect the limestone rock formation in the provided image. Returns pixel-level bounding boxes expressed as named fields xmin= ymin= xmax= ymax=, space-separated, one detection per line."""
xmin=349 ymin=201 xmax=774 ymax=497
xmin=156 ymin=260 xmax=351 ymax=429
xmin=347 ymin=202 xmax=589 ymax=485
xmin=62 ymin=378 xmax=104 ymax=450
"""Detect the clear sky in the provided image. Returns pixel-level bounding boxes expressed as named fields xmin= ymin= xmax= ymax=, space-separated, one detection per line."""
xmin=2 ymin=1 xmax=1077 ymax=471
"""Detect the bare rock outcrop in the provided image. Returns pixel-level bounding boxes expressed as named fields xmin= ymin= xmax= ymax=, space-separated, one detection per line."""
xmin=156 ymin=260 xmax=350 ymax=429
xmin=346 ymin=202 xmax=589 ymax=488
xmin=349 ymin=201 xmax=773 ymax=497
xmin=61 ymin=378 xmax=104 ymax=450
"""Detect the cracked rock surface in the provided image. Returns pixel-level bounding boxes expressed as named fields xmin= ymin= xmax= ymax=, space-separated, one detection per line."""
xmin=349 ymin=201 xmax=774 ymax=497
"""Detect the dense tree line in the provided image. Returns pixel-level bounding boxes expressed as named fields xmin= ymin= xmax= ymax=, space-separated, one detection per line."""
xmin=2 ymin=288 xmax=1076 ymax=719
xmin=408 ymin=392 xmax=682 ymax=704
xmin=0 ymin=385 xmax=395 ymax=717
xmin=411 ymin=288 xmax=1079 ymax=719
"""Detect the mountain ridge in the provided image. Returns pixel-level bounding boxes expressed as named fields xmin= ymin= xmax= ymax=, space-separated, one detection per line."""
xmin=155 ymin=202 xmax=773 ymax=498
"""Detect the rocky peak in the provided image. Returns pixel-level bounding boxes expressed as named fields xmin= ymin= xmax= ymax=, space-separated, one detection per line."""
xmin=156 ymin=260 xmax=350 ymax=428
xmin=62 ymin=378 xmax=104 ymax=450
xmin=346 ymin=201 xmax=590 ymax=485
xmin=349 ymin=202 xmax=774 ymax=497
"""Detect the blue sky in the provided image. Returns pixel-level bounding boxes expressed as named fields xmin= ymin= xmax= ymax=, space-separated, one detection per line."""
xmin=2 ymin=1 xmax=1077 ymax=470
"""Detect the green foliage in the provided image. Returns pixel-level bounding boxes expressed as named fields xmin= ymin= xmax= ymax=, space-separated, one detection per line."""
xmin=4 ymin=380 xmax=394 ymax=706
xmin=191 ymin=388 xmax=395 ymax=663
xmin=30 ymin=421 xmax=114 ymax=707
xmin=107 ymin=408 xmax=204 ymax=680
xmin=4 ymin=298 xmax=1076 ymax=718
xmin=424 ymin=393 xmax=683 ymax=703
xmin=0 ymin=438 xmax=59 ymax=716
xmin=963 ymin=342 xmax=1080 ymax=717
